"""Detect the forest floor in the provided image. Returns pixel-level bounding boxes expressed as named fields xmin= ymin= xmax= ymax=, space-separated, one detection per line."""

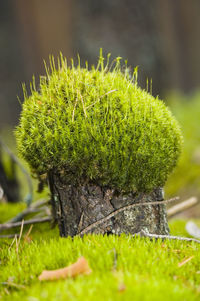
xmin=0 ymin=203 xmax=200 ymax=301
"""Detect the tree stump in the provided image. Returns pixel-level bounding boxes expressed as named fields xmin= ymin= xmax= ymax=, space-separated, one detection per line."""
xmin=48 ymin=171 xmax=169 ymax=237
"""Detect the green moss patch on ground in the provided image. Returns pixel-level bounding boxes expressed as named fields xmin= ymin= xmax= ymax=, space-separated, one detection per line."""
xmin=16 ymin=53 xmax=182 ymax=193
xmin=0 ymin=203 xmax=200 ymax=301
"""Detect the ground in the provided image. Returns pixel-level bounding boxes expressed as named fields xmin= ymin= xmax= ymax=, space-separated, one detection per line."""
xmin=0 ymin=203 xmax=200 ymax=301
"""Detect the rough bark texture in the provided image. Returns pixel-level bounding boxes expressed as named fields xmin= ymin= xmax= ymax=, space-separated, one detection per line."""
xmin=48 ymin=171 xmax=169 ymax=237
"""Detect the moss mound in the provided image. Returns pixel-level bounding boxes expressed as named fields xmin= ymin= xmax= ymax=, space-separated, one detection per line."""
xmin=16 ymin=52 xmax=183 ymax=192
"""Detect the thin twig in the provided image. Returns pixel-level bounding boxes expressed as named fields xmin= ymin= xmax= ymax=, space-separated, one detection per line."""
xmin=6 ymin=199 xmax=50 ymax=223
xmin=23 ymin=224 xmax=33 ymax=244
xmin=15 ymin=220 xmax=24 ymax=256
xmin=135 ymin=230 xmax=200 ymax=244
xmin=86 ymin=89 xmax=118 ymax=109
xmin=0 ymin=234 xmax=19 ymax=239
xmin=6 ymin=208 xmax=43 ymax=223
xmin=1 ymin=282 xmax=26 ymax=289
xmin=178 ymin=256 xmax=194 ymax=267
xmin=16 ymin=220 xmax=24 ymax=253
xmin=167 ymin=197 xmax=198 ymax=218
xmin=0 ymin=217 xmax=52 ymax=231
xmin=15 ymin=235 xmax=18 ymax=257
xmin=30 ymin=198 xmax=50 ymax=208
xmin=8 ymin=235 xmax=18 ymax=251
xmin=78 ymin=197 xmax=179 ymax=236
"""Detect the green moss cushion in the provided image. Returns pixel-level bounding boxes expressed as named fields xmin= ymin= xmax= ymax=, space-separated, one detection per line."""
xmin=16 ymin=53 xmax=183 ymax=192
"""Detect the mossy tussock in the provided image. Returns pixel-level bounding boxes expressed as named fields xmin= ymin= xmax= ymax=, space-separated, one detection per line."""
xmin=16 ymin=51 xmax=183 ymax=192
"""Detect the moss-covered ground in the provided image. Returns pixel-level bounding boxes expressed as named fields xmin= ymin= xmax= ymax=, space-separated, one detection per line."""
xmin=0 ymin=203 xmax=200 ymax=301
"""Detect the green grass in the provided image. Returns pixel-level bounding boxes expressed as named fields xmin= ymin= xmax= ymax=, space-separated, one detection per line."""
xmin=0 ymin=203 xmax=200 ymax=301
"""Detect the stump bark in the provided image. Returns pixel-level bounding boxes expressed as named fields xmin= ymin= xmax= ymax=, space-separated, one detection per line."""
xmin=48 ymin=171 xmax=169 ymax=237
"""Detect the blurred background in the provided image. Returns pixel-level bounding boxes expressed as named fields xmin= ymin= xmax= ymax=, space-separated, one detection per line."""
xmin=0 ymin=0 xmax=200 ymax=211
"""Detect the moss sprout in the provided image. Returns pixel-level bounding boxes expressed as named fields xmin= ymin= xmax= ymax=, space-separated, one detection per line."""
xmin=15 ymin=51 xmax=183 ymax=192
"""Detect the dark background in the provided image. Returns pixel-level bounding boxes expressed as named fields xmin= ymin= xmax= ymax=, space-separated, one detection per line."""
xmin=1 ymin=0 xmax=200 ymax=127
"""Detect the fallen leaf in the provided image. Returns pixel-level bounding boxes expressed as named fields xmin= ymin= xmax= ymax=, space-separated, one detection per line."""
xmin=118 ymin=283 xmax=126 ymax=293
xmin=178 ymin=256 xmax=194 ymax=268
xmin=38 ymin=256 xmax=92 ymax=281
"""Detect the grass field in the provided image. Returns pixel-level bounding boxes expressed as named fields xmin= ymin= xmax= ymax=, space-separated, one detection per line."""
xmin=0 ymin=203 xmax=200 ymax=301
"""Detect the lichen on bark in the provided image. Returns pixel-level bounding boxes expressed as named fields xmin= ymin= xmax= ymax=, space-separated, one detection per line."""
xmin=49 ymin=170 xmax=169 ymax=237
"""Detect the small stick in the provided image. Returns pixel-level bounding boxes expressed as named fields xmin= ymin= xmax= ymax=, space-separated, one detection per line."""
xmin=15 ymin=235 xmax=19 ymax=257
xmin=1 ymin=282 xmax=26 ymax=289
xmin=16 ymin=220 xmax=24 ymax=253
xmin=6 ymin=208 xmax=41 ymax=223
xmin=24 ymin=224 xmax=33 ymax=239
xmin=33 ymin=206 xmax=52 ymax=218
xmin=86 ymin=89 xmax=118 ymax=109
xmin=178 ymin=256 xmax=194 ymax=268
xmin=167 ymin=197 xmax=198 ymax=218
xmin=135 ymin=230 xmax=200 ymax=244
xmin=0 ymin=234 xmax=19 ymax=239
xmin=6 ymin=199 xmax=50 ymax=223
xmin=23 ymin=224 xmax=33 ymax=244
xmin=78 ymin=197 xmax=179 ymax=236
xmin=31 ymin=199 xmax=50 ymax=208
xmin=0 ymin=217 xmax=52 ymax=231
xmin=8 ymin=235 xmax=18 ymax=251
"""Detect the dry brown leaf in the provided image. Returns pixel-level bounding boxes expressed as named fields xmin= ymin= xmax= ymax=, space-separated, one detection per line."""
xmin=118 ymin=283 xmax=126 ymax=293
xmin=178 ymin=256 xmax=194 ymax=268
xmin=38 ymin=256 xmax=92 ymax=281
